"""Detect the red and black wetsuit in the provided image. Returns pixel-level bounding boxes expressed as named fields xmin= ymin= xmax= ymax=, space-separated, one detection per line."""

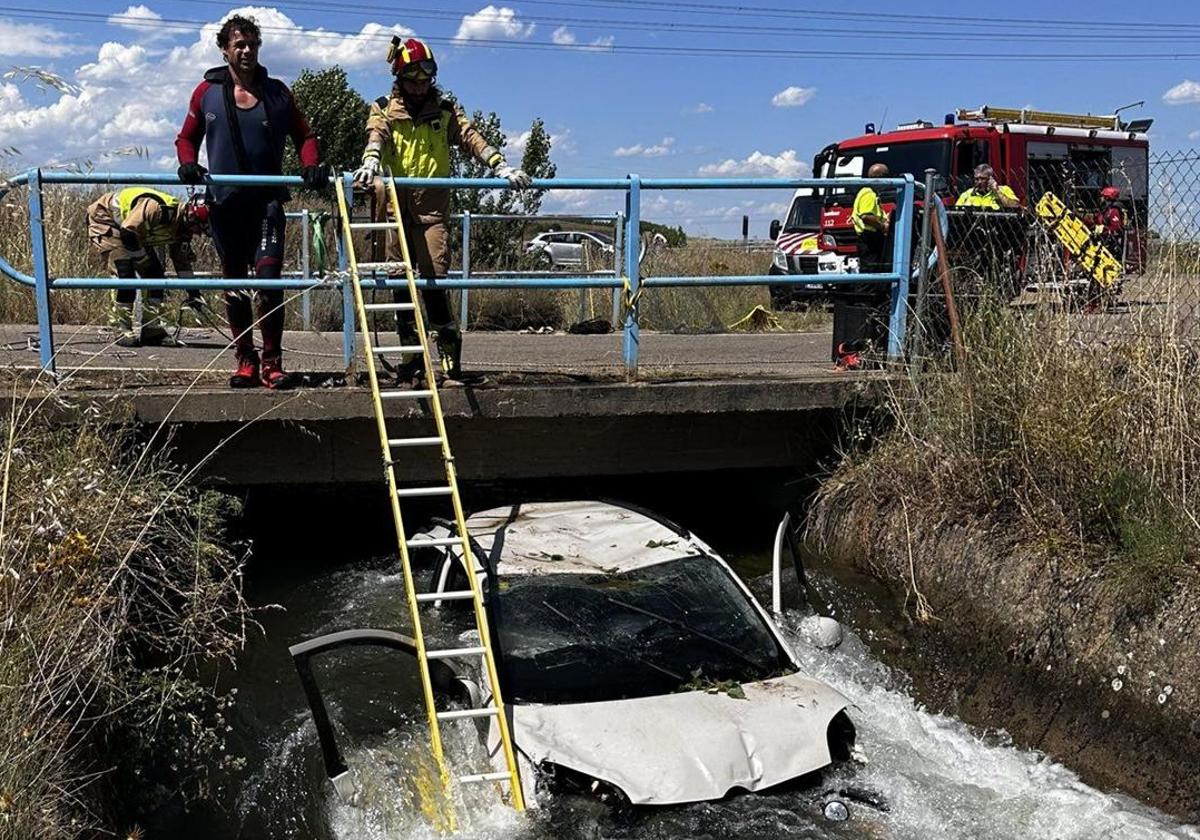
xmin=176 ymin=64 xmax=318 ymax=365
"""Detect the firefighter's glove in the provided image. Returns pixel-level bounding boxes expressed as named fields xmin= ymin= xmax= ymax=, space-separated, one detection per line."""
xmin=118 ymin=228 xmax=143 ymax=254
xmin=353 ymin=155 xmax=381 ymax=188
xmin=301 ymin=164 xmax=331 ymax=191
xmin=495 ymin=163 xmax=531 ymax=190
xmin=177 ymin=162 xmax=207 ymax=185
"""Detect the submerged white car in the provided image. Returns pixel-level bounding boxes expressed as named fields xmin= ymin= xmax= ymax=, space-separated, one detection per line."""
xmin=291 ymin=500 xmax=856 ymax=808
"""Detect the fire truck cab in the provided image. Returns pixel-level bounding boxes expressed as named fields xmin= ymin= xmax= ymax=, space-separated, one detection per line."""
xmin=768 ymin=106 xmax=1151 ymax=308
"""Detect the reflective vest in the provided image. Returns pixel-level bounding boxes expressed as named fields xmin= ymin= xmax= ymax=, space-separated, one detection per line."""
xmin=957 ymin=185 xmax=1018 ymax=210
xmin=114 ymin=187 xmax=180 ymax=246
xmin=851 ymin=187 xmax=884 ymax=234
xmin=383 ymin=110 xmax=452 ymax=178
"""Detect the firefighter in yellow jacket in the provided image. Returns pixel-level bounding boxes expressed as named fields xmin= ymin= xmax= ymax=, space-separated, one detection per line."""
xmin=353 ymin=36 xmax=530 ymax=385
xmin=87 ymin=187 xmax=209 ymax=346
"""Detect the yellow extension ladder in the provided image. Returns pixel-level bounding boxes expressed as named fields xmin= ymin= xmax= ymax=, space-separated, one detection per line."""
xmin=1034 ymin=191 xmax=1122 ymax=290
xmin=333 ymin=175 xmax=526 ymax=829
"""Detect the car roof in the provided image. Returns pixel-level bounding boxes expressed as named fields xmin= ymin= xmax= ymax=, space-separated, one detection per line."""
xmin=427 ymin=500 xmax=716 ymax=577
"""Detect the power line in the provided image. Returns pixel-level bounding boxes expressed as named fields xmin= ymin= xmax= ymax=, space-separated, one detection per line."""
xmin=4 ymin=6 xmax=1199 ymax=61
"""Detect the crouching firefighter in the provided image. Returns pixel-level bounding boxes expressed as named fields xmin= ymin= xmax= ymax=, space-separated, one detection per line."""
xmin=354 ymin=36 xmax=531 ymax=386
xmin=87 ymin=187 xmax=209 ymax=347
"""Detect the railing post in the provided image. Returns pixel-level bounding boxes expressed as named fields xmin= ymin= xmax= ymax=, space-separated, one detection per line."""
xmin=913 ymin=168 xmax=937 ymax=360
xmin=28 ymin=169 xmax=55 ymax=374
xmin=301 ymin=208 xmax=312 ymax=331
xmin=460 ymin=211 xmax=471 ymax=329
xmin=340 ymin=172 xmax=356 ymax=372
xmin=612 ymin=211 xmax=623 ymax=327
xmin=887 ymin=175 xmax=915 ymax=361
xmin=622 ymin=175 xmax=641 ymax=380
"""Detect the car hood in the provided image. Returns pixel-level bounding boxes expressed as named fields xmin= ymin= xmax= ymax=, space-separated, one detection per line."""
xmin=511 ymin=672 xmax=849 ymax=805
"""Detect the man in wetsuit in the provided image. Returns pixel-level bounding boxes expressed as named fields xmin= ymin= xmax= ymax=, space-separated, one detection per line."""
xmin=175 ymin=14 xmax=328 ymax=388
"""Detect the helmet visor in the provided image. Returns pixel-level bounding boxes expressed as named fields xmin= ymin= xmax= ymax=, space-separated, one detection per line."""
xmin=400 ymin=59 xmax=437 ymax=80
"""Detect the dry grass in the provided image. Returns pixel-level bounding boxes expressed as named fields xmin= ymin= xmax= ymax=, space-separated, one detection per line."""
xmin=823 ymin=287 xmax=1200 ymax=607
xmin=0 ymin=186 xmax=828 ymax=334
xmin=0 ymin=382 xmax=248 ymax=838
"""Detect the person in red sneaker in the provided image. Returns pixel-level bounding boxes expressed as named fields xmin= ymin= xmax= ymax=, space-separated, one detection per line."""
xmin=175 ymin=14 xmax=328 ymax=388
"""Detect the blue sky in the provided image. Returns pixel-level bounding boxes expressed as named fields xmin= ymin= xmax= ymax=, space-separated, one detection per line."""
xmin=1 ymin=0 xmax=1199 ymax=235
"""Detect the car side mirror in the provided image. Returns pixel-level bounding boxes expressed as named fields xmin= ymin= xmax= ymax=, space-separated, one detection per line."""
xmin=769 ymin=219 xmax=781 ymax=240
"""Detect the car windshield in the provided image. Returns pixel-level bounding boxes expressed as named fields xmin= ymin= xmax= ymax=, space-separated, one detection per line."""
xmin=784 ymin=188 xmax=822 ymax=232
xmin=494 ymin=555 xmax=790 ymax=703
xmin=588 ymin=231 xmax=614 ymax=246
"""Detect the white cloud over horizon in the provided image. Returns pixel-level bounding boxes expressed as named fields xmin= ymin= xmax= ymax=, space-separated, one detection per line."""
xmin=613 ymin=137 xmax=674 ymax=158
xmin=454 ymin=5 xmax=535 ymax=42
xmin=1164 ymin=80 xmax=1200 ymax=105
xmin=770 ymin=85 xmax=816 ymax=108
xmin=0 ymin=18 xmax=73 ymax=57
xmin=698 ymin=150 xmax=810 ymax=179
xmin=551 ymin=25 xmax=575 ymax=45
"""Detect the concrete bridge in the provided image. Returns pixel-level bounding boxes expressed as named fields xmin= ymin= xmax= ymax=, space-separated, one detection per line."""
xmin=1 ymin=324 xmax=887 ymax=485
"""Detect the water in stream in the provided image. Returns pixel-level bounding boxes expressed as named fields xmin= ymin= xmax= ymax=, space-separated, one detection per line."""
xmin=185 ymin=489 xmax=1200 ymax=840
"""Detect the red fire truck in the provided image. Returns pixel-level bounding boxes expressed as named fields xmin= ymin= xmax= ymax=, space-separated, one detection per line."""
xmin=769 ymin=106 xmax=1151 ymax=308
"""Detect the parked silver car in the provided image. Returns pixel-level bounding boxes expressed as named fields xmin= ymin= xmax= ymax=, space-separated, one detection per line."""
xmin=525 ymin=230 xmax=615 ymax=268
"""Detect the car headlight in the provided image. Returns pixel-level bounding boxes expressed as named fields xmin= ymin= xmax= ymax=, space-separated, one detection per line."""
xmin=772 ymin=248 xmax=788 ymax=271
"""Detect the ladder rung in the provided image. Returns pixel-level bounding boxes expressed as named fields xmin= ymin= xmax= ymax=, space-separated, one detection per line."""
xmin=396 ymin=486 xmax=453 ymax=498
xmin=426 ymin=645 xmax=486 ymax=660
xmin=365 ymin=302 xmax=416 ymax=312
xmin=357 ymin=261 xmax=408 ymax=272
xmin=388 ymin=436 xmax=442 ymax=448
xmin=460 ymin=771 xmax=513 ymax=784
xmin=349 ymin=222 xmax=398 ymax=231
xmin=416 ymin=589 xmax=476 ymax=602
xmin=408 ymin=536 xmax=462 ymax=548
xmin=380 ymin=389 xmax=434 ymax=400
xmin=437 ymin=707 xmax=499 ymax=721
xmin=371 ymin=344 xmax=425 ymax=355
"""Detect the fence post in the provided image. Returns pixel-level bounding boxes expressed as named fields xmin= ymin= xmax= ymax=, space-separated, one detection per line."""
xmin=886 ymin=175 xmax=915 ymax=361
xmin=28 ymin=169 xmax=55 ymax=374
xmin=460 ymin=211 xmax=471 ymax=329
xmin=340 ymin=172 xmax=356 ymax=372
xmin=300 ymin=208 xmax=311 ymax=331
xmin=622 ymin=175 xmax=641 ymax=380
xmin=612 ymin=212 xmax=623 ymax=327
xmin=913 ymin=168 xmax=937 ymax=359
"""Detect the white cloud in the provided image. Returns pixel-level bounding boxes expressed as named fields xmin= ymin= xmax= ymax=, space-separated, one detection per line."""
xmin=455 ymin=5 xmax=535 ymax=41
xmin=0 ymin=83 xmax=26 ymax=111
xmin=1189 ymin=130 xmax=1200 ymax=141
xmin=684 ymin=102 xmax=714 ymax=115
xmin=0 ymin=18 xmax=72 ymax=57
xmin=1164 ymin=80 xmax=1200 ymax=105
xmin=0 ymin=7 xmax=415 ymax=168
xmin=613 ymin=137 xmax=674 ymax=158
xmin=770 ymin=85 xmax=816 ymax=108
xmin=587 ymin=35 xmax=615 ymax=50
xmin=108 ymin=5 xmax=163 ymax=29
xmin=698 ymin=150 xmax=810 ymax=179
xmin=506 ymin=126 xmax=573 ymax=155
xmin=551 ymin=25 xmax=575 ymax=45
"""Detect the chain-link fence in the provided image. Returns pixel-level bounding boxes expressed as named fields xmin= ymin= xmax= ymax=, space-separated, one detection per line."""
xmin=915 ymin=150 xmax=1200 ymax=347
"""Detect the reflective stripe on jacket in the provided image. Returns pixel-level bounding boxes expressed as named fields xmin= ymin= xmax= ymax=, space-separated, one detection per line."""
xmin=956 ymin=185 xmax=1018 ymax=210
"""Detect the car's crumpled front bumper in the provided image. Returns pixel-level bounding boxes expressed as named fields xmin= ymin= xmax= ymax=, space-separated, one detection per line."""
xmin=509 ymin=671 xmax=851 ymax=806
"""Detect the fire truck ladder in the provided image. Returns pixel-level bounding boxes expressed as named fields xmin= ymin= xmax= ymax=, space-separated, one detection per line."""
xmin=333 ymin=175 xmax=526 ymax=829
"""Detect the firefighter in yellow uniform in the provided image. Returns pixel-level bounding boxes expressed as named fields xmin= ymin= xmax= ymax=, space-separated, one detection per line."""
xmin=87 ymin=187 xmax=209 ymax=346
xmin=353 ymin=36 xmax=530 ymax=385
xmin=956 ymin=164 xmax=1020 ymax=209
xmin=851 ymin=163 xmax=892 ymax=274
xmin=833 ymin=163 xmax=892 ymax=369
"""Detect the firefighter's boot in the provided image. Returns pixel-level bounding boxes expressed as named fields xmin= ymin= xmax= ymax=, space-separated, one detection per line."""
xmin=434 ymin=325 xmax=463 ymax=381
xmin=108 ymin=299 xmax=138 ymax=348
xmin=140 ymin=295 xmax=180 ymax=347
xmin=392 ymin=322 xmax=425 ymax=389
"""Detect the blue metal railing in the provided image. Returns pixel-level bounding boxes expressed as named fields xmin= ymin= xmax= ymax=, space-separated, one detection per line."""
xmin=0 ymin=169 xmax=916 ymax=377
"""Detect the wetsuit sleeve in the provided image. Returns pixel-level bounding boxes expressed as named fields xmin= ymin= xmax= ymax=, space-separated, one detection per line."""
xmin=283 ymin=85 xmax=320 ymax=167
xmin=447 ymin=103 xmax=502 ymax=169
xmin=176 ymin=81 xmax=209 ymax=165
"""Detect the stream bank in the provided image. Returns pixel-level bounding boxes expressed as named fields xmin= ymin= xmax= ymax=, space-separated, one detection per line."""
xmin=807 ymin=487 xmax=1200 ymax=822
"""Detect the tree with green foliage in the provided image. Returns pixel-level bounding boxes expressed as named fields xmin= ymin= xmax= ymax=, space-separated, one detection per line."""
xmin=283 ymin=66 xmax=369 ymax=176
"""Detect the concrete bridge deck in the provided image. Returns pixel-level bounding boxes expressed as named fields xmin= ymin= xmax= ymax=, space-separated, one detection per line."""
xmin=1 ymin=325 xmax=886 ymax=484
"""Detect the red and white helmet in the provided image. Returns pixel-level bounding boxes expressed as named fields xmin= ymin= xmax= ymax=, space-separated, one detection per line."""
xmin=388 ymin=36 xmax=437 ymax=79
xmin=1100 ymin=186 xmax=1121 ymax=201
